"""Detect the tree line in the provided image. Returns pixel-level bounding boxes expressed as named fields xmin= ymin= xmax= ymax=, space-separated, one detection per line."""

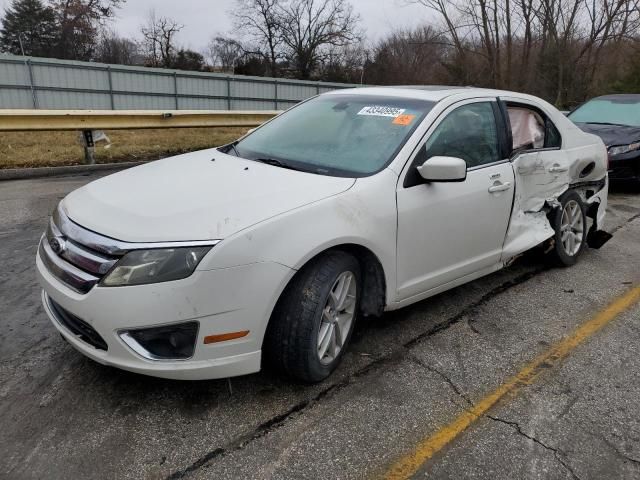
xmin=0 ymin=0 xmax=208 ymax=70
xmin=1 ymin=0 xmax=639 ymax=107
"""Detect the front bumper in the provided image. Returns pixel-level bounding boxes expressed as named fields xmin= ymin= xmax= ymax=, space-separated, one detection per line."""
xmin=37 ymin=250 xmax=294 ymax=380
xmin=609 ymin=153 xmax=640 ymax=181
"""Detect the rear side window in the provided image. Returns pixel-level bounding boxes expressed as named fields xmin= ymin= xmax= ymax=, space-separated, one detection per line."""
xmin=508 ymin=107 xmax=545 ymax=150
xmin=507 ymin=103 xmax=562 ymax=153
xmin=424 ymin=102 xmax=500 ymax=169
xmin=545 ymin=121 xmax=562 ymax=148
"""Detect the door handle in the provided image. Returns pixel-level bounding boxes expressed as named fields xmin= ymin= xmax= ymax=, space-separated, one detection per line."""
xmin=549 ymin=164 xmax=568 ymax=173
xmin=488 ymin=182 xmax=512 ymax=193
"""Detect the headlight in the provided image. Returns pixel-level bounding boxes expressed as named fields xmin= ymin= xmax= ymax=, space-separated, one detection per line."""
xmin=609 ymin=142 xmax=640 ymax=156
xmin=101 ymin=247 xmax=212 ymax=287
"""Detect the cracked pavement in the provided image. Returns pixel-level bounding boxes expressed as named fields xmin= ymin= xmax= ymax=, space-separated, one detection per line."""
xmin=1 ymin=173 xmax=640 ymax=479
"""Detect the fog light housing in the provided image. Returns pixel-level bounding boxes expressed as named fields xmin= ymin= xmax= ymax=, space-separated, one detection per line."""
xmin=119 ymin=321 xmax=199 ymax=360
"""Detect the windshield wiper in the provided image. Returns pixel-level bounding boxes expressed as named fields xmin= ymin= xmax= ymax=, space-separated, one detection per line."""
xmin=583 ymin=122 xmax=630 ymax=127
xmin=254 ymin=157 xmax=305 ymax=172
xmin=220 ymin=141 xmax=240 ymax=156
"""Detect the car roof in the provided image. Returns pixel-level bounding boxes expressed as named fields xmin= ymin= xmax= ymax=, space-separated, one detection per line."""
xmin=324 ymin=85 xmax=539 ymax=103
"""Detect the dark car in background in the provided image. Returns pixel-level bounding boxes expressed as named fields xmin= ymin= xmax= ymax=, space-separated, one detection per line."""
xmin=569 ymin=94 xmax=640 ymax=184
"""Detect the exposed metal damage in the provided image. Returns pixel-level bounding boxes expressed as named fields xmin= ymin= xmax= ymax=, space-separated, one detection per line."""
xmin=501 ymin=124 xmax=610 ymax=263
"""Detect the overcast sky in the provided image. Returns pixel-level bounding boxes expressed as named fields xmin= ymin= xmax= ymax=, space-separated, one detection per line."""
xmin=1 ymin=0 xmax=433 ymax=51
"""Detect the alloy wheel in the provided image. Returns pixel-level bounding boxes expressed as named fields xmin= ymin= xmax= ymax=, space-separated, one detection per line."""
xmin=317 ymin=271 xmax=357 ymax=365
xmin=560 ymin=199 xmax=584 ymax=256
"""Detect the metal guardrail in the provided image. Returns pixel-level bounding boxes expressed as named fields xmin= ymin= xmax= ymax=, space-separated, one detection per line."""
xmin=0 ymin=109 xmax=280 ymax=131
xmin=0 ymin=109 xmax=280 ymax=164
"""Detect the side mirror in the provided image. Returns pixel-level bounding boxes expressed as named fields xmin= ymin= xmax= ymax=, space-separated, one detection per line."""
xmin=417 ymin=156 xmax=467 ymax=182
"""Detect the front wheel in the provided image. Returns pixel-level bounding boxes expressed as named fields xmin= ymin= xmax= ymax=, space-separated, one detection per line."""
xmin=264 ymin=251 xmax=361 ymax=383
xmin=547 ymin=190 xmax=587 ymax=267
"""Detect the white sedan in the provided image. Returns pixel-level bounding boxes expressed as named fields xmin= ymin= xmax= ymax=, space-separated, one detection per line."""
xmin=37 ymin=87 xmax=609 ymax=382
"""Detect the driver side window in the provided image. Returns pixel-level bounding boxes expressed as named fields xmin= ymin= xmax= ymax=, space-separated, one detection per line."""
xmin=424 ymin=102 xmax=500 ymax=169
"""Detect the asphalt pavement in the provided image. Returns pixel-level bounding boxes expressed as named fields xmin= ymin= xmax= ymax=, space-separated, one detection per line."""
xmin=1 ymin=173 xmax=639 ymax=480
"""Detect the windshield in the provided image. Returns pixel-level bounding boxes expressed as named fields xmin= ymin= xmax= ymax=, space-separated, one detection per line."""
xmin=231 ymin=94 xmax=434 ymax=177
xmin=569 ymin=97 xmax=640 ymax=127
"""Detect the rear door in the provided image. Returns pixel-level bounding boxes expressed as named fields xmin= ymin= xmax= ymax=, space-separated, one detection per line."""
xmin=502 ymin=98 xmax=570 ymax=212
xmin=395 ymin=98 xmax=515 ymax=301
xmin=499 ymin=98 xmax=571 ymax=260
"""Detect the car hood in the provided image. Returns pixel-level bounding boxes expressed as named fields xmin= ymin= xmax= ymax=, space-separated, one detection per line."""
xmin=574 ymin=123 xmax=640 ymax=147
xmin=63 ymin=149 xmax=355 ymax=242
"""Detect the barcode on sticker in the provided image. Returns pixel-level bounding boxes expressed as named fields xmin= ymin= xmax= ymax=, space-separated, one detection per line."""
xmin=358 ymin=106 xmax=406 ymax=117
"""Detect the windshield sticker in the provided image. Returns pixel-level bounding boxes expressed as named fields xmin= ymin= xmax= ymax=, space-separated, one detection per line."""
xmin=392 ymin=114 xmax=416 ymax=126
xmin=358 ymin=106 xmax=406 ymax=118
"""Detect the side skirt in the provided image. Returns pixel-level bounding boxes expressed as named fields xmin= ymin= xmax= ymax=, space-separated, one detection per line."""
xmin=385 ymin=262 xmax=504 ymax=312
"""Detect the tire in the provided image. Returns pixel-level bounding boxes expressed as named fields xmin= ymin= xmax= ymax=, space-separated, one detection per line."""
xmin=264 ymin=251 xmax=361 ymax=383
xmin=547 ymin=190 xmax=587 ymax=267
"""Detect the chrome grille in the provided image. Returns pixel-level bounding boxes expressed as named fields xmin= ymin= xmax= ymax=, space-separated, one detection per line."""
xmin=39 ymin=207 xmax=121 ymax=294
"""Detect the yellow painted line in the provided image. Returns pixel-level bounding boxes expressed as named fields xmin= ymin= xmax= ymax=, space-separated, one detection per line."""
xmin=384 ymin=284 xmax=640 ymax=480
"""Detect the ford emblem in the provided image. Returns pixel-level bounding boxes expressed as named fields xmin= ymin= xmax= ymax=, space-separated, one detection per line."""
xmin=49 ymin=237 xmax=66 ymax=255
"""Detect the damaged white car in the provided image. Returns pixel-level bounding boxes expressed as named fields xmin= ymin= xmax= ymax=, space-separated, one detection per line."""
xmin=37 ymin=87 xmax=609 ymax=383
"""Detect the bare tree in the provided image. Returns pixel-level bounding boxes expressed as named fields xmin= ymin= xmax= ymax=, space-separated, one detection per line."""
xmin=95 ymin=29 xmax=140 ymax=64
xmin=50 ymin=0 xmax=125 ymax=60
xmin=140 ymin=10 xmax=183 ymax=68
xmin=406 ymin=0 xmax=509 ymax=87
xmin=366 ymin=26 xmax=448 ymax=85
xmin=279 ymin=0 xmax=362 ymax=79
xmin=317 ymin=41 xmax=368 ymax=83
xmin=208 ymin=36 xmax=244 ymax=72
xmin=231 ymin=0 xmax=283 ymax=76
xmin=405 ymin=0 xmax=640 ymax=105
xmin=535 ymin=0 xmax=640 ymax=104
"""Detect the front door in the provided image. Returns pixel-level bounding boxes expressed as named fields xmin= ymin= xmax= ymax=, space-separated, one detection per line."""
xmin=396 ymin=100 xmax=515 ymax=300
